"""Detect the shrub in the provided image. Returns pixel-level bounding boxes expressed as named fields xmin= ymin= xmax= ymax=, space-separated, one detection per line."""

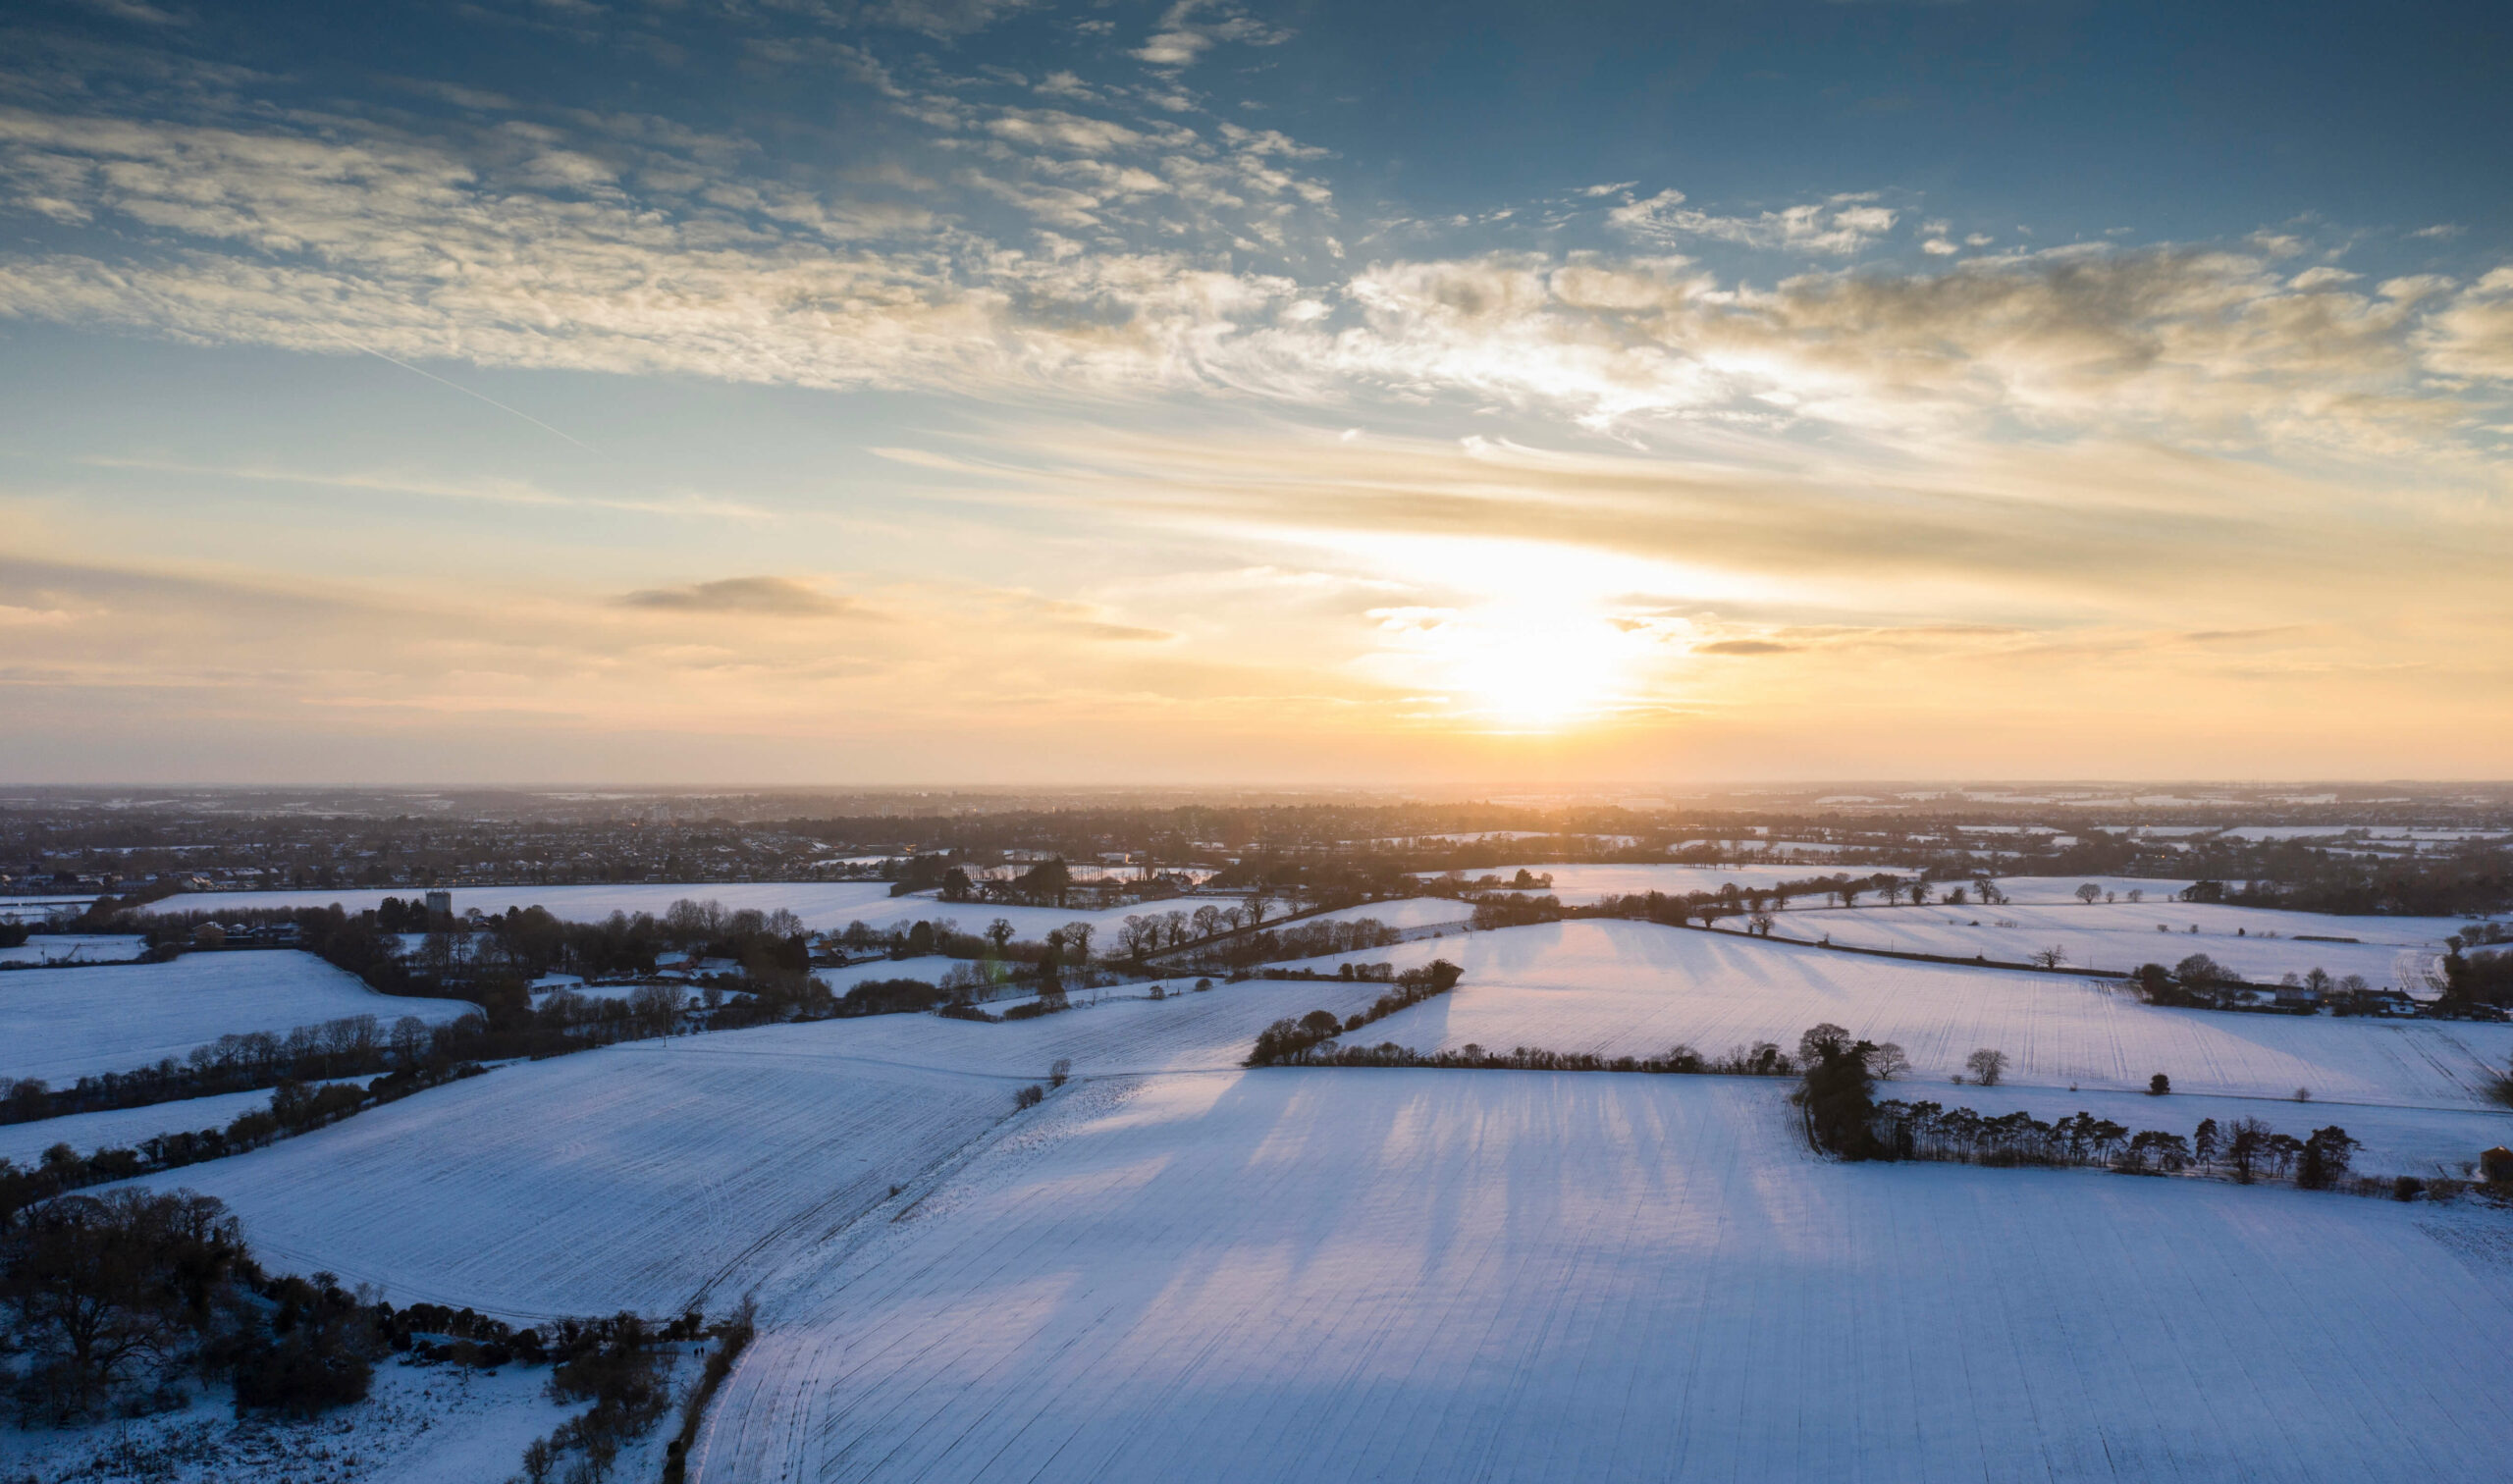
xmin=228 ymin=1274 xmax=383 ymax=1417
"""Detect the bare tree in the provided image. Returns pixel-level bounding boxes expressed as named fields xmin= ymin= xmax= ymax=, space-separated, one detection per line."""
xmin=2074 ymin=882 xmax=2104 ymax=905
xmin=2029 ymin=945 xmax=2068 ymax=970
xmin=389 ymin=1015 xmax=432 ymax=1067
xmin=1871 ymin=1042 xmax=1911 ymax=1080
xmin=1964 ymin=1047 xmax=2008 ymax=1086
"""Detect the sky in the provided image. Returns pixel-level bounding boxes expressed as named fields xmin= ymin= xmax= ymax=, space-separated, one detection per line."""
xmin=0 ymin=0 xmax=2508 ymax=785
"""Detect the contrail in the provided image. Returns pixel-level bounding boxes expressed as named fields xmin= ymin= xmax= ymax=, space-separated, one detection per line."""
xmin=324 ymin=331 xmax=597 ymax=452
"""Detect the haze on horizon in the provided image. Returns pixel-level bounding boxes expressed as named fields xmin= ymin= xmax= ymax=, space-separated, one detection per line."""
xmin=1 ymin=0 xmax=2507 ymax=786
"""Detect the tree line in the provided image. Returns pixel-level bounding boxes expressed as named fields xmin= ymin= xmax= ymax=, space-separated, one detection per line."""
xmin=1 ymin=1052 xmax=486 ymax=1228
xmin=1245 ymin=960 xmax=1464 ymax=1066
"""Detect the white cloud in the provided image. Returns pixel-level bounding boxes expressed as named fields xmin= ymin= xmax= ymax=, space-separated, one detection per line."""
xmin=0 ymin=96 xmax=2504 ymax=465
xmin=1608 ymin=188 xmax=1899 ymax=255
xmin=1133 ymin=0 xmax=1294 ymax=70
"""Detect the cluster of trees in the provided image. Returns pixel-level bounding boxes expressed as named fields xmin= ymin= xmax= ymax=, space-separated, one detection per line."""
xmin=1 ymin=1189 xmax=384 ymax=1424
xmin=3 ymin=1181 xmax=736 ymax=1479
xmin=2441 ymin=943 xmax=2513 ymax=1010
xmin=1470 ymin=893 xmax=1566 ymax=929
xmin=128 ymin=898 xmax=815 ymax=994
xmin=1421 ymin=869 xmax=1556 ymax=897
xmin=1246 ymin=962 xmax=1398 ymax=983
xmin=1244 ymin=960 xmax=1464 ymax=1066
xmin=2125 ymin=956 xmax=2377 ymax=1012
xmin=1870 ymin=1103 xmax=2365 ymax=1186
xmin=1792 ymin=1036 xmax=2388 ymax=1194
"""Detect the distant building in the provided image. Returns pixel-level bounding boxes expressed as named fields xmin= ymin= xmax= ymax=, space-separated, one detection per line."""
xmin=425 ymin=889 xmax=454 ymax=926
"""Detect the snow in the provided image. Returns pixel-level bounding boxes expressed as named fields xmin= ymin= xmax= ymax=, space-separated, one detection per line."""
xmin=0 ymin=1349 xmax=671 ymax=1484
xmin=0 ymin=1084 xmax=345 ymax=1166
xmin=133 ymin=1038 xmax=1015 ymax=1318
xmin=1902 ymin=874 xmax=2202 ymax=904
xmin=1298 ymin=897 xmax=1474 ymax=930
xmin=810 ymin=954 xmax=960 ymax=991
xmin=692 ymin=1071 xmax=2513 ymax=1484
xmin=783 ymin=976 xmax=1396 ymax=1078
xmin=0 ymin=895 xmax=93 ymax=924
xmin=0 ymin=931 xmax=146 ymax=965
xmin=123 ymin=977 xmax=1397 ymax=1317
xmin=0 ymin=952 xmax=476 ymax=1086
xmin=1295 ymin=921 xmax=2513 ymax=1108
xmin=1780 ymin=900 xmax=2470 ymax=986
xmin=844 ymin=897 xmax=1233 ymax=942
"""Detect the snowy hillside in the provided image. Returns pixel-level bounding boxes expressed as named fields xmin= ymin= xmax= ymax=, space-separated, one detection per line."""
xmin=119 ymin=977 xmax=1394 ymax=1317
xmin=131 ymin=1038 xmax=1015 ymax=1317
xmin=0 ymin=953 xmax=475 ymax=1085
xmin=694 ymin=1071 xmax=2513 ymax=1484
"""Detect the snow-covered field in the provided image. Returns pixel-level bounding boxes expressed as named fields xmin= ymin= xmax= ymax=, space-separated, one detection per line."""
xmin=0 ymin=895 xmax=94 ymax=924
xmin=0 ymin=931 xmax=146 ymax=966
xmin=775 ymin=975 xmax=1394 ymax=1079
xmin=0 ymin=1083 xmax=351 ymax=1166
xmin=133 ymin=1037 xmax=1015 ymax=1317
xmin=694 ymin=1071 xmax=2513 ymax=1484
xmin=1299 ymin=897 xmax=1474 ymax=930
xmin=1293 ymin=922 xmax=2513 ymax=1108
xmin=811 ymin=954 xmax=963 ymax=992
xmin=0 ymin=953 xmax=475 ymax=1086
xmin=124 ymin=978 xmax=1384 ymax=1317
xmin=1780 ymin=900 xmax=2471 ymax=987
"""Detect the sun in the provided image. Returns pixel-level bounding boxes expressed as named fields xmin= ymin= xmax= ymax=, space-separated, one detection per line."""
xmin=1442 ymin=606 xmax=1629 ymax=729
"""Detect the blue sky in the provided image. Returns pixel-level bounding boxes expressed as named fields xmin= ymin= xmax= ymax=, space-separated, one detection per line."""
xmin=1 ymin=0 xmax=2507 ymax=782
